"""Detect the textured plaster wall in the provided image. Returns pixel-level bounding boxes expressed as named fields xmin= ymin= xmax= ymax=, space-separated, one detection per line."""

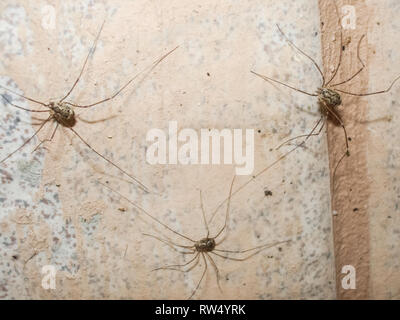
xmin=364 ymin=0 xmax=400 ymax=299
xmin=8 ymin=0 xmax=400 ymax=300
xmin=319 ymin=0 xmax=400 ymax=299
xmin=319 ymin=0 xmax=372 ymax=299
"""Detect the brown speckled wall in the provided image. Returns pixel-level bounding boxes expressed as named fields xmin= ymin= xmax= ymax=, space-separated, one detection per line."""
xmin=319 ymin=0 xmax=371 ymax=299
xmin=319 ymin=0 xmax=400 ymax=299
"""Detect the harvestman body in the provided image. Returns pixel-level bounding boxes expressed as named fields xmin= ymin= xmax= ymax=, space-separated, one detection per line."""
xmin=100 ymin=177 xmax=291 ymax=299
xmin=0 ymin=21 xmax=178 ymax=192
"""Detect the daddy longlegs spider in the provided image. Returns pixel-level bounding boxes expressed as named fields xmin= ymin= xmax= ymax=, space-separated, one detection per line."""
xmin=208 ymin=6 xmax=400 ymax=225
xmin=0 ymin=20 xmax=178 ymax=193
xmin=251 ymin=5 xmax=400 ymax=184
xmin=99 ymin=177 xmax=291 ymax=299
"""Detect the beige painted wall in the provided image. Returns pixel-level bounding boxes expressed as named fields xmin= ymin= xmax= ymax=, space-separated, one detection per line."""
xmin=365 ymin=0 xmax=400 ymax=299
xmin=0 ymin=0 xmax=398 ymax=300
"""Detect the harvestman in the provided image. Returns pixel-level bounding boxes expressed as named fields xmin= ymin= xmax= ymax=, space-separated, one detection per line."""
xmin=209 ymin=8 xmax=400 ymax=224
xmin=0 ymin=21 xmax=178 ymax=192
xmin=251 ymin=10 xmax=400 ymax=180
xmin=99 ymin=177 xmax=291 ymax=299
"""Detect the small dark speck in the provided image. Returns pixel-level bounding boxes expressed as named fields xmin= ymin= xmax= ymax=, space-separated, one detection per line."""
xmin=12 ymin=255 xmax=18 ymax=260
xmin=264 ymin=189 xmax=273 ymax=197
xmin=342 ymin=45 xmax=346 ymax=51
xmin=207 ymin=72 xmax=210 ymax=76
xmin=377 ymin=22 xmax=380 ymax=26
xmin=388 ymin=216 xmax=392 ymax=219
xmin=278 ymin=247 xmax=282 ymax=252
xmin=257 ymin=129 xmax=261 ymax=133
xmin=314 ymin=32 xmax=318 ymax=36
xmin=353 ymin=208 xmax=359 ymax=212
xmin=348 ymin=137 xmax=352 ymax=141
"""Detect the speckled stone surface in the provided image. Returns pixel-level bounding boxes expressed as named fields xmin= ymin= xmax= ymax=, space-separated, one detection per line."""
xmin=0 ymin=0 xmax=336 ymax=299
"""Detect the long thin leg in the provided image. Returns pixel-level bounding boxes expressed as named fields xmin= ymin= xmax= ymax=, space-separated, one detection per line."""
xmin=97 ymin=181 xmax=196 ymax=243
xmin=335 ymin=75 xmax=400 ymax=96
xmin=60 ymin=20 xmax=106 ymax=102
xmin=332 ymin=149 xmax=348 ymax=188
xmin=325 ymin=0 xmax=343 ymax=87
xmin=1 ymin=94 xmax=49 ymax=113
xmin=155 ymin=254 xmax=200 ymax=276
xmin=331 ymin=34 xmax=366 ymax=87
xmin=215 ymin=239 xmax=291 ymax=254
xmin=143 ymin=233 xmax=195 ymax=251
xmin=188 ymin=253 xmax=208 ymax=300
xmin=31 ymin=122 xmax=59 ymax=153
xmin=214 ymin=176 xmax=236 ymax=241
xmin=69 ymin=126 xmax=149 ymax=192
xmin=211 ymin=239 xmax=290 ymax=262
xmin=205 ymin=253 xmax=223 ymax=294
xmin=322 ymin=102 xmax=349 ymax=153
xmin=276 ymin=24 xmax=325 ymax=86
xmin=0 ymin=115 xmax=52 ymax=164
xmin=209 ymin=114 xmax=325 ymax=225
xmin=76 ymin=113 xmax=118 ymax=124
xmin=250 ymin=71 xmax=318 ymax=97
xmin=320 ymin=101 xmax=350 ymax=187
xmin=199 ymin=190 xmax=210 ymax=237
xmin=0 ymin=85 xmax=48 ymax=107
xmin=152 ymin=252 xmax=199 ymax=272
xmin=69 ymin=46 xmax=179 ymax=109
xmin=276 ymin=116 xmax=325 ymax=150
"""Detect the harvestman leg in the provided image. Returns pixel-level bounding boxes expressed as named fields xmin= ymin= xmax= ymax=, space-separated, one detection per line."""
xmin=70 ymin=127 xmax=149 ymax=191
xmin=0 ymin=116 xmax=53 ymax=164
xmin=211 ymin=240 xmax=290 ymax=262
xmin=64 ymin=46 xmax=179 ymax=191
xmin=205 ymin=252 xmax=223 ymax=293
xmin=32 ymin=122 xmax=60 ymax=153
xmin=59 ymin=20 xmax=106 ymax=103
xmin=152 ymin=253 xmax=200 ymax=272
xmin=188 ymin=253 xmax=208 ymax=300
